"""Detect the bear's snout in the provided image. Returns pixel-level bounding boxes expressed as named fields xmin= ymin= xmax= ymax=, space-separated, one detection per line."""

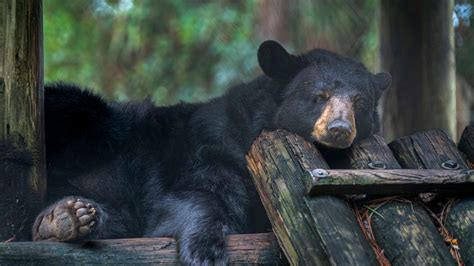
xmin=312 ymin=96 xmax=357 ymax=149
xmin=328 ymin=119 xmax=352 ymax=138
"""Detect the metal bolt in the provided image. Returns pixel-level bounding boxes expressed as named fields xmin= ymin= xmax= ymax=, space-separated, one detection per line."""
xmin=441 ymin=160 xmax=459 ymax=170
xmin=311 ymin=168 xmax=329 ymax=178
xmin=368 ymin=161 xmax=387 ymax=169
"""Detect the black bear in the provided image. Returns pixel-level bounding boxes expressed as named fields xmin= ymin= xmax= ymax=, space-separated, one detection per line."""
xmin=2 ymin=40 xmax=391 ymax=265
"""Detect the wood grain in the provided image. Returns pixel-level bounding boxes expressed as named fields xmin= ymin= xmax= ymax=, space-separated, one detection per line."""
xmin=389 ymin=130 xmax=472 ymax=264
xmin=445 ymin=198 xmax=474 ymax=265
xmin=0 ymin=233 xmax=286 ymax=265
xmin=389 ymin=129 xmax=468 ymax=170
xmin=246 ymin=130 xmax=377 ymax=265
xmin=389 ymin=129 xmax=474 ymax=263
xmin=342 ymin=135 xmax=455 ymax=265
xmin=307 ymin=169 xmax=474 ymax=196
xmin=0 ymin=0 xmax=46 ymax=241
xmin=458 ymin=125 xmax=474 ymax=164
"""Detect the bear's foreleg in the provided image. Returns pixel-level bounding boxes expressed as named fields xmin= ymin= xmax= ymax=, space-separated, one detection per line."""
xmin=144 ymin=190 xmax=242 ymax=266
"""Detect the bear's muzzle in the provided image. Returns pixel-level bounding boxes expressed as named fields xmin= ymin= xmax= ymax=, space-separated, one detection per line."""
xmin=312 ymin=96 xmax=356 ymax=149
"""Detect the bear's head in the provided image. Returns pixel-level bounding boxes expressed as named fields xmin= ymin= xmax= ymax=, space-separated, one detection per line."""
xmin=258 ymin=40 xmax=391 ymax=149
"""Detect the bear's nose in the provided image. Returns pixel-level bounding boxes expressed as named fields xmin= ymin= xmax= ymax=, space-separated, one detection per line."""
xmin=327 ymin=120 xmax=352 ymax=138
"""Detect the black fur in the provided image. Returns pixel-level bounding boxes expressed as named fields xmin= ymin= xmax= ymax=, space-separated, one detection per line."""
xmin=1 ymin=41 xmax=390 ymax=264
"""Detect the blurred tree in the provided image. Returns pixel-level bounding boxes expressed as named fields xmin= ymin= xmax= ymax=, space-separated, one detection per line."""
xmin=454 ymin=0 xmax=474 ymax=134
xmin=43 ymin=0 xmax=472 ymax=137
xmin=379 ymin=0 xmax=456 ymax=140
xmin=257 ymin=0 xmax=290 ymax=43
xmin=291 ymin=0 xmax=377 ymax=64
xmin=44 ymin=0 xmax=379 ymax=105
xmin=44 ymin=0 xmax=259 ymax=104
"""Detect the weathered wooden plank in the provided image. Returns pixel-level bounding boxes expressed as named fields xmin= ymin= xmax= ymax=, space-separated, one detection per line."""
xmin=452 ymin=127 xmax=474 ymax=264
xmin=0 ymin=233 xmax=285 ymax=265
xmin=390 ymin=129 xmax=474 ymax=264
xmin=371 ymin=201 xmax=455 ymax=266
xmin=445 ymin=198 xmax=474 ymax=266
xmin=246 ymin=130 xmax=377 ymax=266
xmin=307 ymin=169 xmax=474 ymax=196
xmin=389 ymin=130 xmax=470 ymax=264
xmin=342 ymin=135 xmax=456 ymax=265
xmin=0 ymin=0 xmax=46 ymax=241
xmin=345 ymin=134 xmax=401 ymax=170
xmin=459 ymin=125 xmax=474 ymax=163
xmin=389 ymin=129 xmax=468 ymax=170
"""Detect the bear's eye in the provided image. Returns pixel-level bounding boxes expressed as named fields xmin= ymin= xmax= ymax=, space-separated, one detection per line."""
xmin=313 ymin=92 xmax=329 ymax=103
xmin=353 ymin=97 xmax=369 ymax=110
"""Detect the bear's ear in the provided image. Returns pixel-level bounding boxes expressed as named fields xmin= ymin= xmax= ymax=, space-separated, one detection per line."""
xmin=373 ymin=72 xmax=392 ymax=91
xmin=258 ymin=40 xmax=302 ymax=82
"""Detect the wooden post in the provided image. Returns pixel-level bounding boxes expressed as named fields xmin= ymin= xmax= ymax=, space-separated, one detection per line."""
xmin=246 ymin=130 xmax=377 ymax=265
xmin=379 ymin=0 xmax=456 ymax=141
xmin=0 ymin=233 xmax=285 ymax=264
xmin=389 ymin=130 xmax=473 ymax=263
xmin=342 ymin=135 xmax=455 ymax=265
xmin=0 ymin=0 xmax=45 ymax=241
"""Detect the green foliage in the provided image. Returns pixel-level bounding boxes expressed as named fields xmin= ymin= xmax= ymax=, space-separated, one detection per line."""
xmin=43 ymin=0 xmax=383 ymax=104
xmin=290 ymin=0 xmax=378 ymax=69
xmin=44 ymin=0 xmax=258 ymax=104
xmin=44 ymin=0 xmax=474 ymax=106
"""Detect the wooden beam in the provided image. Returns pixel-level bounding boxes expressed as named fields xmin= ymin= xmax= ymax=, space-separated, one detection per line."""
xmin=458 ymin=125 xmax=474 ymax=163
xmin=246 ymin=130 xmax=377 ymax=265
xmin=341 ymin=135 xmax=455 ymax=265
xmin=371 ymin=201 xmax=456 ymax=266
xmin=307 ymin=169 xmax=474 ymax=196
xmin=379 ymin=0 xmax=456 ymax=141
xmin=445 ymin=198 xmax=474 ymax=264
xmin=0 ymin=0 xmax=46 ymax=241
xmin=389 ymin=129 xmax=474 ymax=263
xmin=389 ymin=129 xmax=468 ymax=170
xmin=389 ymin=130 xmax=470 ymax=264
xmin=0 ymin=233 xmax=285 ymax=264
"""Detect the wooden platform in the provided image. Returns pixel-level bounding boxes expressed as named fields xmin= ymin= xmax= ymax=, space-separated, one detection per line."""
xmin=1 ymin=126 xmax=473 ymax=265
xmin=247 ymin=126 xmax=473 ymax=265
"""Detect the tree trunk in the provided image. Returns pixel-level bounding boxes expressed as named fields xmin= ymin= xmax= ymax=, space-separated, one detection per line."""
xmin=247 ymin=130 xmax=377 ymax=266
xmin=0 ymin=0 xmax=45 ymax=241
xmin=379 ymin=0 xmax=456 ymax=141
xmin=257 ymin=0 xmax=290 ymax=44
